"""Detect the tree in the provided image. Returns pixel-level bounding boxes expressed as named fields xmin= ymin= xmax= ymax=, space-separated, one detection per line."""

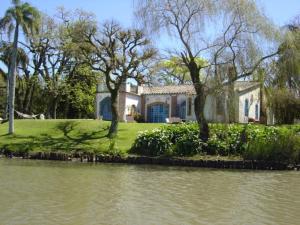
xmin=267 ymin=16 xmax=300 ymax=124
xmin=276 ymin=18 xmax=300 ymax=91
xmin=61 ymin=64 xmax=98 ymax=119
xmin=0 ymin=0 xmax=40 ymax=134
xmin=268 ymin=88 xmax=300 ymax=124
xmin=155 ymin=56 xmax=206 ymax=85
xmin=83 ymin=21 xmax=156 ymax=138
xmin=0 ymin=41 xmax=28 ymax=119
xmin=136 ymin=0 xmax=278 ymax=141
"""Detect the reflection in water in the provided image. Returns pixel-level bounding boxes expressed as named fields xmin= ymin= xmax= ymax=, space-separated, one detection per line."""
xmin=0 ymin=159 xmax=299 ymax=225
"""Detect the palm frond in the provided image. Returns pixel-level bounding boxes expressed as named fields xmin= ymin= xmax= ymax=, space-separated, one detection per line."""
xmin=11 ymin=0 xmax=21 ymax=7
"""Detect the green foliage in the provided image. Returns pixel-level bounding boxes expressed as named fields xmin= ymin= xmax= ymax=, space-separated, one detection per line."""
xmin=268 ymin=88 xmax=300 ymax=124
xmin=132 ymin=123 xmax=300 ymax=162
xmin=133 ymin=113 xmax=144 ymax=123
xmin=174 ymin=133 xmax=203 ymax=156
xmin=131 ymin=129 xmax=173 ymax=156
xmin=208 ymin=124 xmax=246 ymax=156
xmin=156 ymin=56 xmax=207 ymax=85
xmin=244 ymin=128 xmax=300 ymax=163
xmin=131 ymin=123 xmax=202 ymax=156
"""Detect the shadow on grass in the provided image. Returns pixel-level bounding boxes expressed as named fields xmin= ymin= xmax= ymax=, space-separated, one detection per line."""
xmin=1 ymin=121 xmax=110 ymax=154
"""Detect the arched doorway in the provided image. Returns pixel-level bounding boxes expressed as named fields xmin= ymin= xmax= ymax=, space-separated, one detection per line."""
xmin=100 ymin=97 xmax=112 ymax=120
xmin=147 ymin=103 xmax=169 ymax=123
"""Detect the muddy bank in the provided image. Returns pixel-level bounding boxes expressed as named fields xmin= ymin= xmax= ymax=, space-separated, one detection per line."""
xmin=1 ymin=152 xmax=299 ymax=170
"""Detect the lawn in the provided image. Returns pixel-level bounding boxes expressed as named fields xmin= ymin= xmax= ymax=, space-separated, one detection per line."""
xmin=0 ymin=120 xmax=162 ymax=154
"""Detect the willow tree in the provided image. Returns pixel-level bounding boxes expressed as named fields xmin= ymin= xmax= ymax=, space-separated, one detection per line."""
xmin=0 ymin=0 xmax=40 ymax=134
xmin=155 ymin=57 xmax=206 ymax=85
xmin=81 ymin=21 xmax=156 ymax=137
xmin=136 ymin=0 xmax=278 ymax=141
xmin=268 ymin=16 xmax=300 ymax=124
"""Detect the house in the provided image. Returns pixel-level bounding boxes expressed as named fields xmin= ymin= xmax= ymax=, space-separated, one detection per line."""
xmin=95 ymin=81 xmax=261 ymax=123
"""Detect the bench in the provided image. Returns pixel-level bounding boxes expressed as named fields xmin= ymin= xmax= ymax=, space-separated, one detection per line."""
xmin=166 ymin=117 xmax=182 ymax=124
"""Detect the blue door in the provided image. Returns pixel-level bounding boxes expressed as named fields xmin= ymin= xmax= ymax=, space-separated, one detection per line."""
xmin=147 ymin=103 xmax=169 ymax=123
xmin=177 ymin=101 xmax=186 ymax=119
xmin=100 ymin=97 xmax=112 ymax=120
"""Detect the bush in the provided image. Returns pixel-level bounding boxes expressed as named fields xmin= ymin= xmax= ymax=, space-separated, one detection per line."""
xmin=133 ymin=113 xmax=144 ymax=123
xmin=131 ymin=129 xmax=172 ymax=156
xmin=208 ymin=124 xmax=246 ymax=155
xmin=131 ymin=122 xmax=300 ymax=162
xmin=174 ymin=133 xmax=204 ymax=156
xmin=131 ymin=123 xmax=199 ymax=156
xmin=244 ymin=128 xmax=300 ymax=163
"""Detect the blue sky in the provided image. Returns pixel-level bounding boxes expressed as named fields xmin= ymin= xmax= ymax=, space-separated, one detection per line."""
xmin=0 ymin=0 xmax=299 ymax=59
xmin=1 ymin=0 xmax=299 ymax=28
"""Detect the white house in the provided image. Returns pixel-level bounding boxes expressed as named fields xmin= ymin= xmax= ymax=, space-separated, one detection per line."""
xmin=96 ymin=81 xmax=261 ymax=123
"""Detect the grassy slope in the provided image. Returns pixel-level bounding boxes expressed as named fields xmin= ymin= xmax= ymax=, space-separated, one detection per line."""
xmin=0 ymin=120 xmax=161 ymax=154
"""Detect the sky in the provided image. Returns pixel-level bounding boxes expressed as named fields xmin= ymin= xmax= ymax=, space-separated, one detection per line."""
xmin=1 ymin=0 xmax=299 ymax=28
xmin=1 ymin=0 xmax=299 ymax=50
xmin=0 ymin=0 xmax=299 ymax=65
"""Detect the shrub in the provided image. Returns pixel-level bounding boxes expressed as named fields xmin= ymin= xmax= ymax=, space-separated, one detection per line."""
xmin=174 ymin=133 xmax=204 ymax=156
xmin=244 ymin=128 xmax=300 ymax=163
xmin=208 ymin=124 xmax=246 ymax=155
xmin=133 ymin=113 xmax=144 ymax=123
xmin=131 ymin=129 xmax=172 ymax=156
xmin=131 ymin=122 xmax=300 ymax=161
xmin=163 ymin=123 xmax=198 ymax=143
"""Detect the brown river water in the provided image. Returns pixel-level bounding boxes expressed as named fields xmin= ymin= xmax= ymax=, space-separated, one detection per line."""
xmin=0 ymin=159 xmax=299 ymax=225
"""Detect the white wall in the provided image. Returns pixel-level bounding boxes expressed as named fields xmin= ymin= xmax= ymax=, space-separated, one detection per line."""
xmin=125 ymin=94 xmax=141 ymax=115
xmin=238 ymin=87 xmax=260 ymax=123
xmin=204 ymin=95 xmax=216 ymax=122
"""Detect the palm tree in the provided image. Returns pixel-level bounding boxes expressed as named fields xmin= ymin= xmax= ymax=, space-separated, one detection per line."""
xmin=0 ymin=41 xmax=29 ymax=120
xmin=0 ymin=0 xmax=40 ymax=134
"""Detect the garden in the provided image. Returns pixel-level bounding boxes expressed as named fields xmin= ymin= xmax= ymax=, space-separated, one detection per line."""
xmin=131 ymin=123 xmax=300 ymax=163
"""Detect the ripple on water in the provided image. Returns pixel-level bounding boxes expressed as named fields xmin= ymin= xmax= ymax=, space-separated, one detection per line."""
xmin=0 ymin=160 xmax=299 ymax=225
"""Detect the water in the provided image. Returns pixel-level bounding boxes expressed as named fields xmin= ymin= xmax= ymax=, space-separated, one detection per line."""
xmin=0 ymin=159 xmax=299 ymax=225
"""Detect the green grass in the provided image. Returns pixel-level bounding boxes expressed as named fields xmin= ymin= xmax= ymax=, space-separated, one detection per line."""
xmin=0 ymin=120 xmax=162 ymax=154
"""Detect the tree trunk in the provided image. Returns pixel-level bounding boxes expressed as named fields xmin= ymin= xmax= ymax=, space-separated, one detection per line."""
xmin=194 ymin=85 xmax=209 ymax=142
xmin=64 ymin=100 xmax=70 ymax=118
xmin=8 ymin=24 xmax=19 ymax=134
xmin=23 ymin=79 xmax=32 ymax=113
xmin=4 ymin=70 xmax=9 ymax=120
xmin=189 ymin=61 xmax=209 ymax=142
xmin=228 ymin=83 xmax=236 ymax=123
xmin=53 ymin=98 xmax=58 ymax=119
xmin=27 ymin=82 xmax=36 ymax=113
xmin=108 ymin=91 xmax=119 ymax=138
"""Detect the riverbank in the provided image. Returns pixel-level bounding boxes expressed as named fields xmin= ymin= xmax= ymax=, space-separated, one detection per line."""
xmin=1 ymin=120 xmax=300 ymax=170
xmin=1 ymin=152 xmax=299 ymax=170
xmin=0 ymin=120 xmax=161 ymax=154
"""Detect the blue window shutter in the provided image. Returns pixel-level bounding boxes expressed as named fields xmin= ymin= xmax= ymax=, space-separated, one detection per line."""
xmin=244 ymin=99 xmax=249 ymax=117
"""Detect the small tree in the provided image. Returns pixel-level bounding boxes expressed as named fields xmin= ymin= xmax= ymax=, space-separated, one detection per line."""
xmin=83 ymin=21 xmax=156 ymax=138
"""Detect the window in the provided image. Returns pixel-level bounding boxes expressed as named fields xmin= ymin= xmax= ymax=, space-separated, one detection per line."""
xmin=244 ymin=99 xmax=249 ymax=117
xmin=255 ymin=104 xmax=259 ymax=120
xmin=187 ymin=97 xmax=192 ymax=116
